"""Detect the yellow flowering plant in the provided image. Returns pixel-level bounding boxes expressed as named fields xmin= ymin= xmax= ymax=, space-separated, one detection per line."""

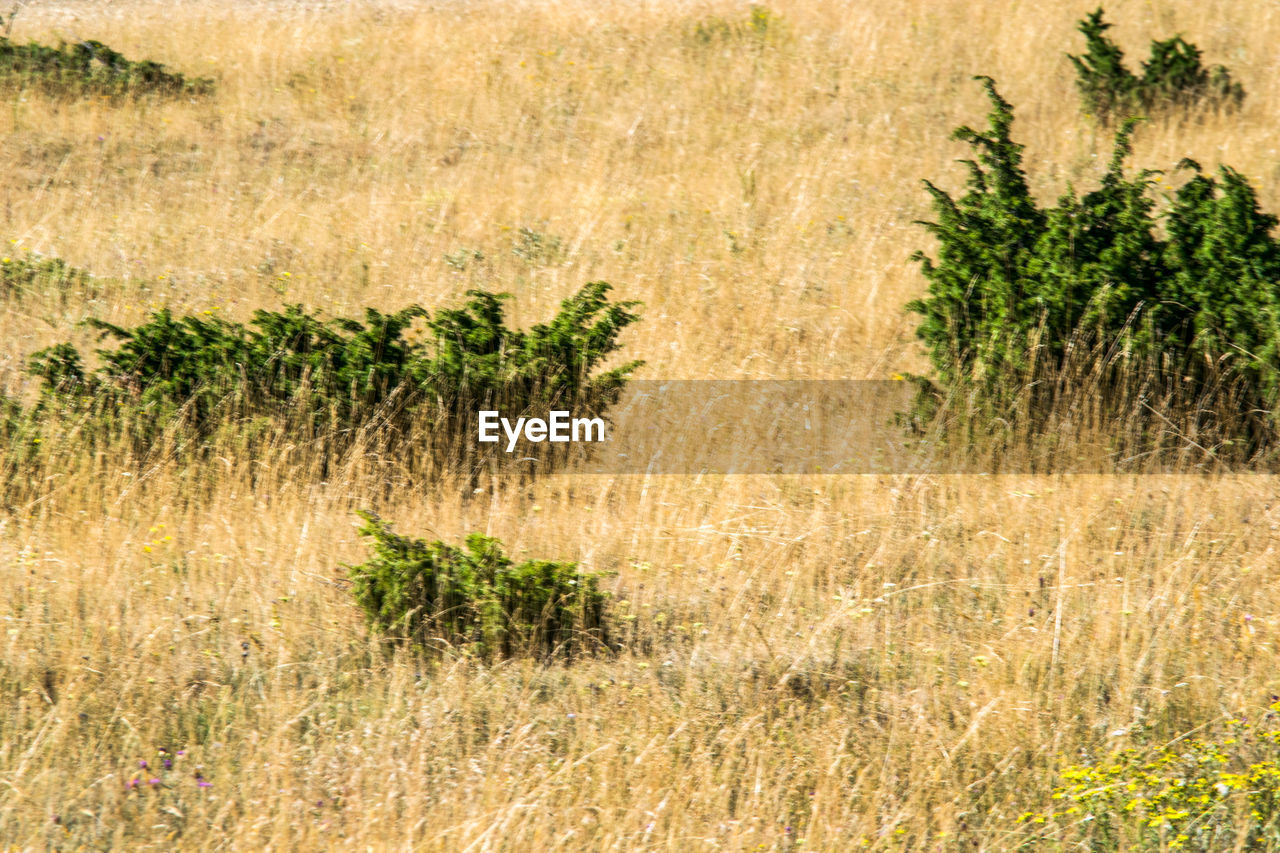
xmin=1018 ymin=701 xmax=1280 ymax=850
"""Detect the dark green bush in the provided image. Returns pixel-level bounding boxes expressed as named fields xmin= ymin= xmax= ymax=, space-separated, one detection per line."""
xmin=0 ymin=37 xmax=212 ymax=97
xmin=909 ymin=77 xmax=1280 ymax=462
xmin=27 ymin=281 xmax=642 ymax=462
xmin=347 ymin=512 xmax=611 ymax=661
xmin=1070 ymin=8 xmax=1243 ymax=122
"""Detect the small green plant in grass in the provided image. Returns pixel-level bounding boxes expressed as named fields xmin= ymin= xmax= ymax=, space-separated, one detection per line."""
xmin=0 ymin=248 xmax=97 ymax=300
xmin=1017 ymin=703 xmax=1280 ymax=850
xmin=689 ymin=5 xmax=783 ymax=47
xmin=1070 ymin=8 xmax=1243 ymax=122
xmin=909 ymin=77 xmax=1280 ymax=460
xmin=347 ymin=512 xmax=611 ymax=660
xmin=443 ymin=247 xmax=484 ymax=272
xmin=511 ymin=226 xmax=564 ymax=266
xmin=0 ymin=36 xmax=213 ymax=97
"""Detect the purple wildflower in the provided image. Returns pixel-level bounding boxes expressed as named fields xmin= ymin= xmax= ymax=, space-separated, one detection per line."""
xmin=149 ymin=778 xmax=160 ymax=785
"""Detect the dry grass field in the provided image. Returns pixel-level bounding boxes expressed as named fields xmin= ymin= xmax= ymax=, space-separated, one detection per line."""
xmin=2 ymin=0 xmax=1280 ymax=849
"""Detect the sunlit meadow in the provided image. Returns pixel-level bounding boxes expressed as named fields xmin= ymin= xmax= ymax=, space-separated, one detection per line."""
xmin=2 ymin=0 xmax=1280 ymax=849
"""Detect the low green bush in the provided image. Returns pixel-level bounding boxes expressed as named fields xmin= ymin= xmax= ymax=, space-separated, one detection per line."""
xmin=0 ymin=36 xmax=213 ymax=97
xmin=0 ymin=249 xmax=97 ymax=300
xmin=1070 ymin=7 xmax=1243 ymax=122
xmin=27 ymin=281 xmax=642 ymax=463
xmin=909 ymin=77 xmax=1280 ymax=462
xmin=347 ymin=512 xmax=611 ymax=661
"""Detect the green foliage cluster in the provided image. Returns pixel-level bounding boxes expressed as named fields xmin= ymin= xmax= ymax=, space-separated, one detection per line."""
xmin=689 ymin=5 xmax=779 ymax=46
xmin=909 ymin=77 xmax=1280 ymax=458
xmin=511 ymin=227 xmax=564 ymax=266
xmin=0 ymin=249 xmax=94 ymax=299
xmin=27 ymin=281 xmax=642 ymax=457
xmin=347 ymin=512 xmax=611 ymax=661
xmin=1018 ymin=704 xmax=1280 ymax=850
xmin=443 ymin=247 xmax=484 ymax=272
xmin=0 ymin=36 xmax=213 ymax=97
xmin=1070 ymin=8 xmax=1243 ymax=122
xmin=0 ymin=393 xmax=19 ymax=444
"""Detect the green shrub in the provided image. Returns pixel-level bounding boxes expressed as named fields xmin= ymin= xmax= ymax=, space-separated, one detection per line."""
xmin=0 ymin=249 xmax=95 ymax=300
xmin=347 ymin=512 xmax=611 ymax=661
xmin=1017 ymin=703 xmax=1280 ymax=850
xmin=1070 ymin=8 xmax=1243 ymax=122
xmin=0 ymin=37 xmax=213 ymax=97
xmin=27 ymin=281 xmax=642 ymax=461
xmin=909 ymin=77 xmax=1280 ymax=461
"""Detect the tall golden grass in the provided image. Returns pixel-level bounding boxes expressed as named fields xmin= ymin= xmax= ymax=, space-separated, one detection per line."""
xmin=2 ymin=0 xmax=1279 ymax=848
